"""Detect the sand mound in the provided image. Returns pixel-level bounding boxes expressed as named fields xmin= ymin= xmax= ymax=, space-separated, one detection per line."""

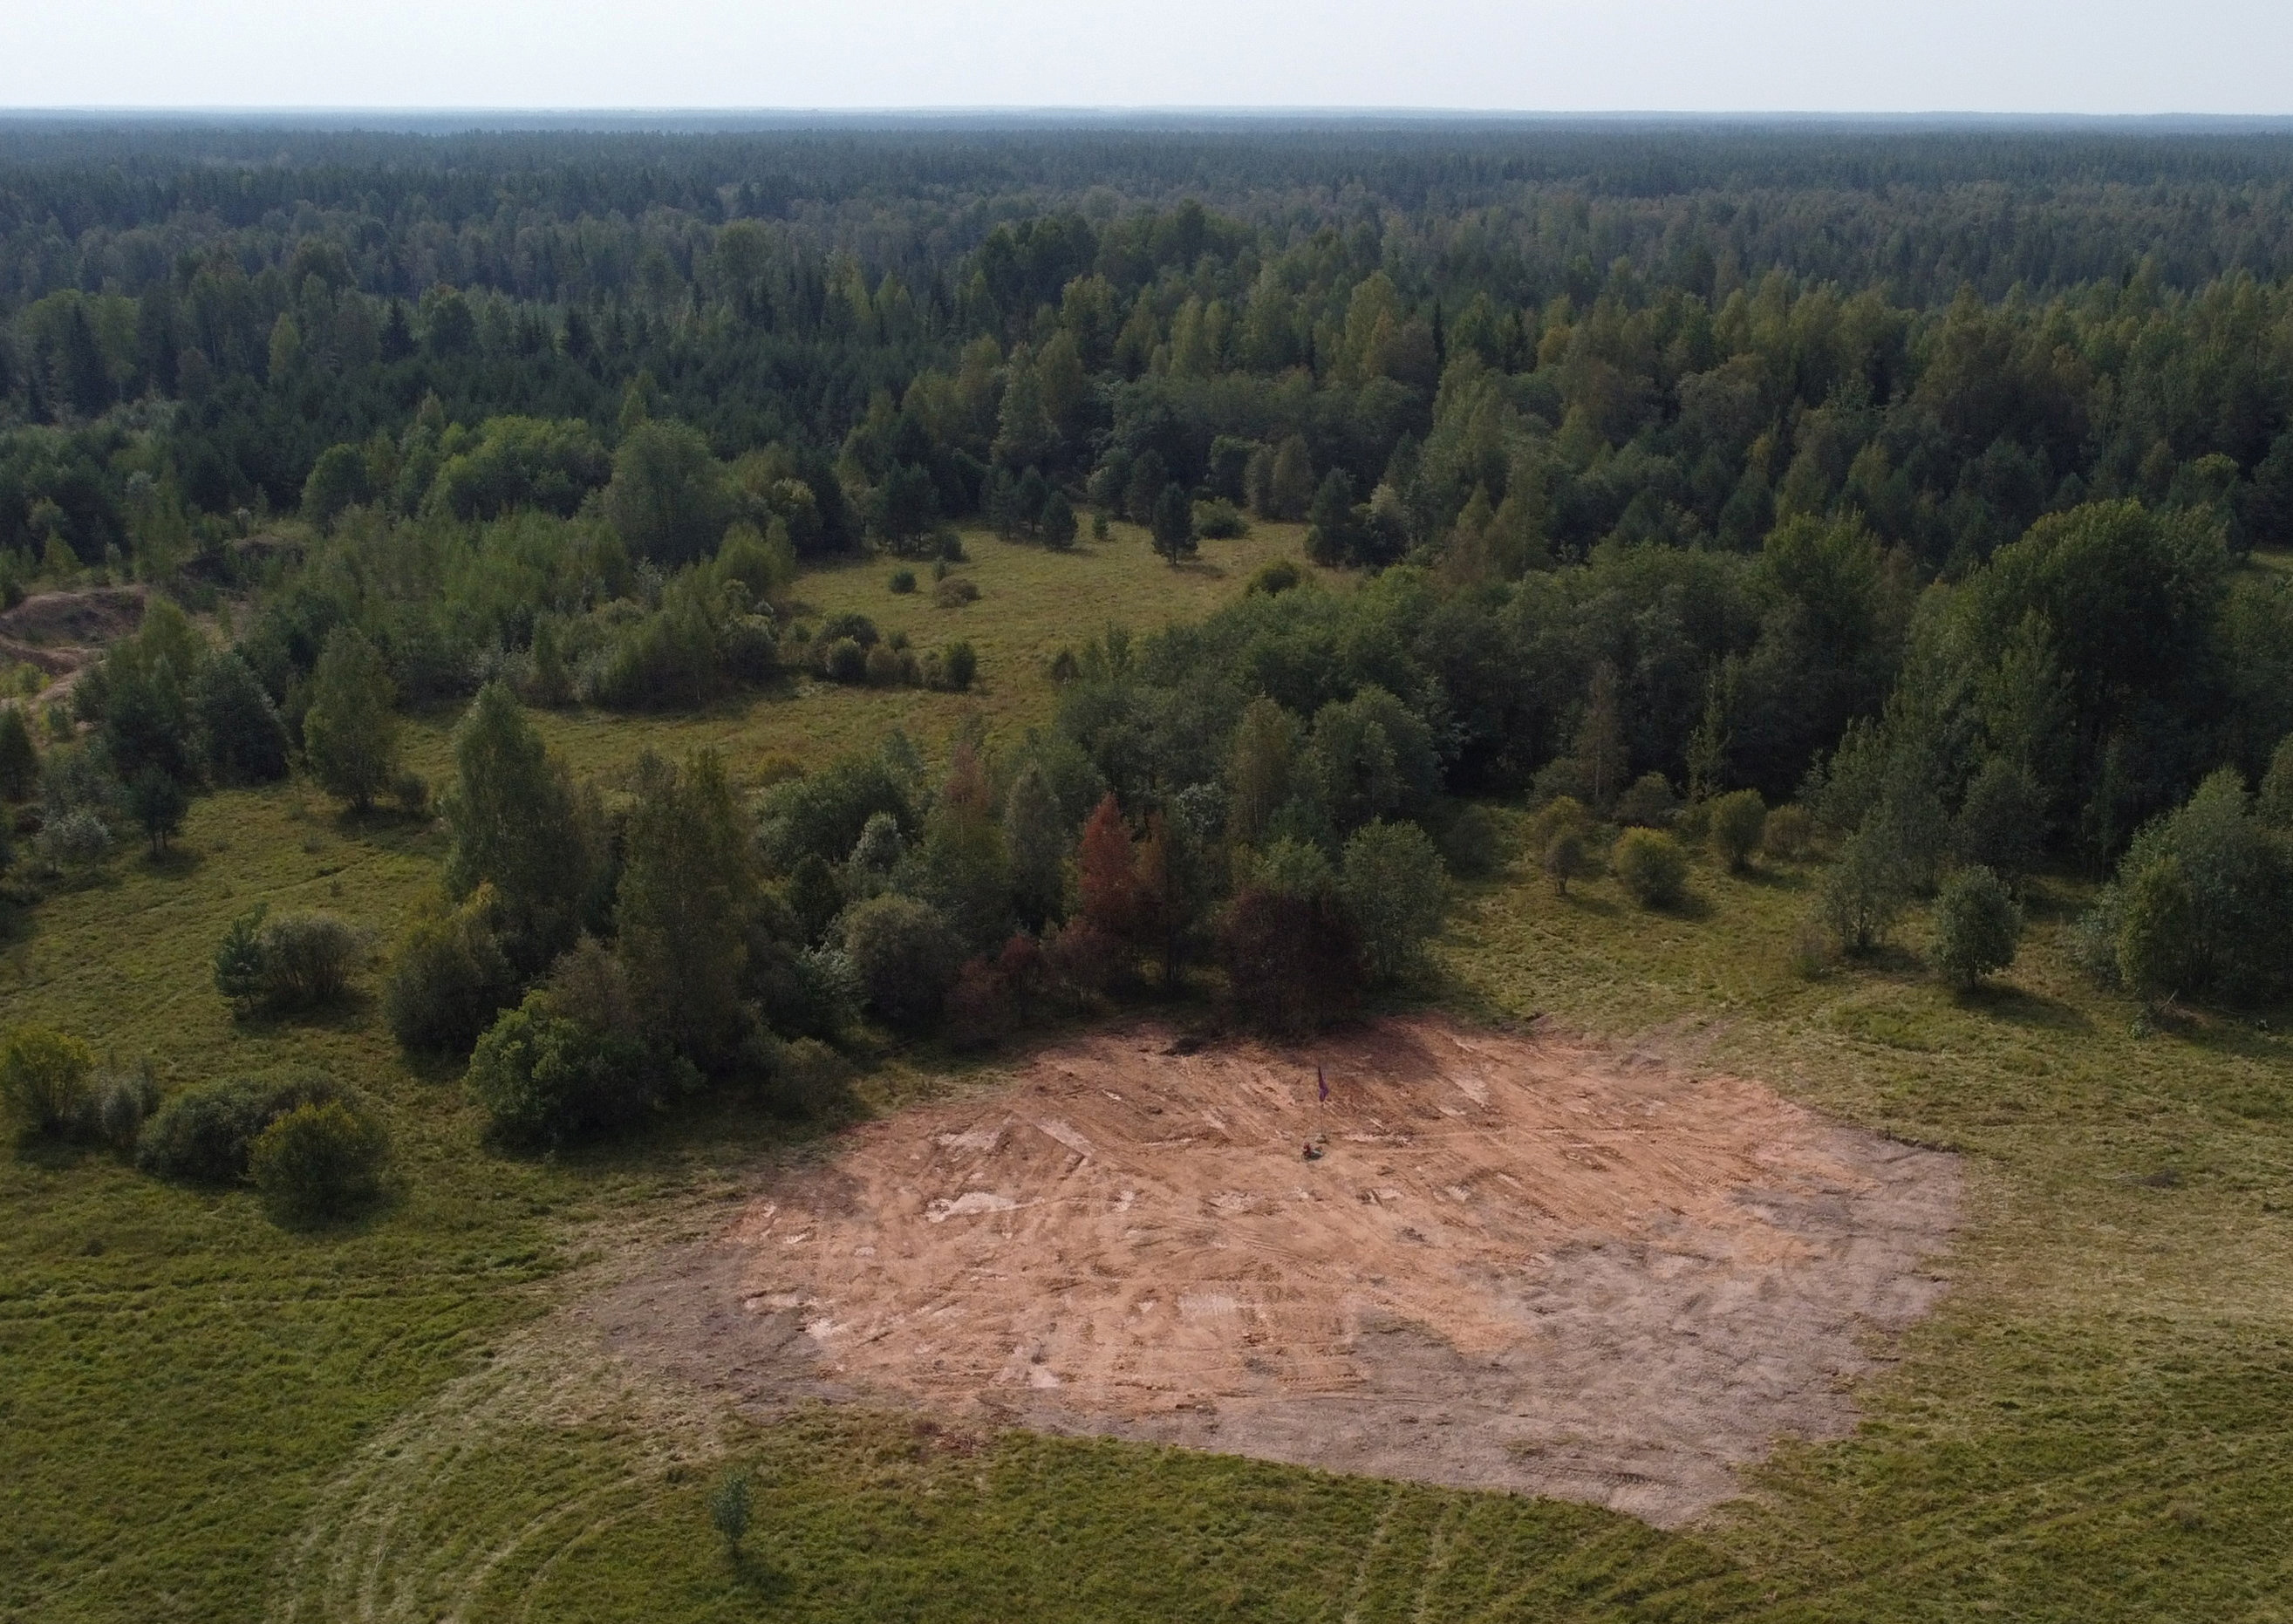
xmin=595 ymin=1016 xmax=1959 ymax=1526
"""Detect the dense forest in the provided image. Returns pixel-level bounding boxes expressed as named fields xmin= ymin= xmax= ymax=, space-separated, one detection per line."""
xmin=8 ymin=120 xmax=2293 ymax=1103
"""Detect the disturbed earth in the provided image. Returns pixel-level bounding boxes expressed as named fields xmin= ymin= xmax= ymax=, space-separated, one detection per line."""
xmin=591 ymin=1016 xmax=1961 ymax=1526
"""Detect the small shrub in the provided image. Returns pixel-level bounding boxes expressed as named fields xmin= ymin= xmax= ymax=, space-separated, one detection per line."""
xmin=2 ymin=1027 xmax=94 ymax=1137
xmin=842 ymin=894 xmax=962 ymax=1030
xmin=1762 ymin=804 xmax=1815 ymax=861
xmin=1932 ymin=865 xmax=2021 ymax=989
xmin=2071 ymin=886 xmax=2125 ymax=988
xmin=765 ymin=1037 xmax=856 ymax=1120
xmin=383 ymin=895 xmax=520 ymax=1055
xmin=87 ymin=1062 xmax=160 ymax=1150
xmin=710 ymin=1470 xmax=752 ymax=1558
xmin=1525 ymin=795 xmax=1591 ymax=855
xmin=1043 ymin=918 xmax=1125 ymax=1002
xmin=1613 ymin=829 xmax=1688 ymax=908
xmin=1340 ymin=820 xmax=1447 ymax=983
xmin=1708 ymin=788 xmax=1767 ymax=871
xmin=863 ymin=643 xmax=903 ymax=686
xmin=933 ymin=577 xmax=980 ymax=609
xmin=888 ymin=568 xmax=918 ymax=595
xmin=1433 ymin=802 xmax=1505 ymax=877
xmin=36 ymin=808 xmax=111 ymax=870
xmin=2116 ymin=856 xmax=2197 ymax=1006
xmin=249 ymin=1100 xmax=390 ymax=1224
xmin=822 ymin=637 xmax=868 ymax=684
xmin=1955 ymin=755 xmax=2045 ymax=877
xmin=1821 ymin=826 xmax=1909 ymax=952
xmin=818 ymin=611 xmax=879 ymax=647
xmin=125 ymin=765 xmax=188 ymax=855
xmin=1614 ymin=774 xmax=1678 ymax=829
xmin=1192 ymin=496 xmax=1248 ymax=538
xmin=1219 ymin=886 xmax=1365 ymax=1036
xmin=938 ymin=640 xmax=978 ymax=692
xmin=392 ymin=770 xmax=431 ymax=818
xmin=228 ymin=911 xmax=360 ymax=1010
xmin=1542 ymin=829 xmax=1589 ymax=895
xmin=1245 ymin=558 xmax=1301 ymax=597
xmin=136 ymin=1071 xmax=354 ymax=1184
xmin=467 ymin=994 xmax=666 ymax=1147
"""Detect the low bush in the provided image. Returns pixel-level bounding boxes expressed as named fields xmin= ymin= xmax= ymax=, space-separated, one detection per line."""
xmin=1043 ymin=917 xmax=1125 ymax=1002
xmin=1245 ymin=557 xmax=1302 ymax=596
xmin=249 ymin=1100 xmax=390 ymax=1223
xmin=1613 ymin=828 xmax=1689 ymax=908
xmin=1708 ymin=789 xmax=1767 ymax=871
xmin=888 ymin=568 xmax=917 ymax=594
xmin=937 ymin=640 xmax=978 ymax=692
xmin=1542 ymin=829 xmax=1588 ymax=894
xmin=136 ymin=1070 xmax=358 ymax=1185
xmin=86 ymin=1062 xmax=160 ymax=1151
xmin=1431 ymin=802 xmax=1505 ymax=877
xmin=766 ymin=1036 xmax=858 ymax=1119
xmin=1525 ymin=795 xmax=1591 ymax=855
xmin=1821 ymin=825 xmax=1909 ymax=952
xmin=384 ymin=893 xmax=521 ymax=1055
xmin=1933 ymin=865 xmax=2022 ymax=989
xmin=822 ymin=637 xmax=868 ymax=683
xmin=1614 ymin=774 xmax=1678 ymax=829
xmin=1192 ymin=496 xmax=1249 ymax=538
xmin=466 ymin=994 xmax=669 ymax=1147
xmin=215 ymin=906 xmax=362 ymax=1012
xmin=842 ymin=894 xmax=963 ymax=1030
xmin=1762 ymin=804 xmax=1815 ymax=861
xmin=2 ymin=1026 xmax=94 ymax=1137
xmin=36 ymin=808 xmax=111 ymax=870
xmin=933 ymin=577 xmax=980 ymax=608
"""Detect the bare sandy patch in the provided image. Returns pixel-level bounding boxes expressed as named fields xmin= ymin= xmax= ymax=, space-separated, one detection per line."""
xmin=590 ymin=1015 xmax=1959 ymax=1526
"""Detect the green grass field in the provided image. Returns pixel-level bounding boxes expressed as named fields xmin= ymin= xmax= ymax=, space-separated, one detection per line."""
xmin=5 ymin=523 xmax=2292 ymax=1622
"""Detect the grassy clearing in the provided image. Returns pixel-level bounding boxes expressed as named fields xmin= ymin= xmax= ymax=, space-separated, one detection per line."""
xmin=404 ymin=520 xmax=1327 ymax=787
xmin=6 ymin=525 xmax=2293 ymax=1620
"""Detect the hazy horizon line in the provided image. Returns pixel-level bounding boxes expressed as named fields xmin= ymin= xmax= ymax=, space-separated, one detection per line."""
xmin=8 ymin=107 xmax=2293 ymax=126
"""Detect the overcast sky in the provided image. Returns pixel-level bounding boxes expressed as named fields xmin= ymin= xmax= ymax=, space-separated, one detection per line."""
xmin=6 ymin=0 xmax=2290 ymax=115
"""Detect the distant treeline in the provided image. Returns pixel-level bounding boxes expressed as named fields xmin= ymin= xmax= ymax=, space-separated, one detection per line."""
xmin=7 ymin=123 xmax=2293 ymax=579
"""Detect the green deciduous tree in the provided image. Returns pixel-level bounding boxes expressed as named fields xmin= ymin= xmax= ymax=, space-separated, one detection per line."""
xmin=1340 ymin=819 xmax=1447 ymax=983
xmin=1932 ymin=865 xmax=2021 ymax=988
xmin=604 ymin=418 xmax=732 ymax=566
xmin=303 ymin=627 xmax=400 ymax=812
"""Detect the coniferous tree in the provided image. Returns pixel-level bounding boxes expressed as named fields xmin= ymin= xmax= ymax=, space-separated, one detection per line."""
xmin=442 ymin=682 xmax=596 ymax=966
xmin=1151 ymin=483 xmax=1195 ymax=565
xmin=615 ymin=750 xmax=756 ymax=1068
xmin=191 ymin=652 xmax=291 ymax=785
xmin=0 ymin=706 xmax=38 ymax=801
xmin=1003 ymin=763 xmax=1068 ymax=930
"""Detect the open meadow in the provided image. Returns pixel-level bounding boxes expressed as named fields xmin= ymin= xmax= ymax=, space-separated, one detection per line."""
xmin=6 ymin=521 xmax=2292 ymax=1624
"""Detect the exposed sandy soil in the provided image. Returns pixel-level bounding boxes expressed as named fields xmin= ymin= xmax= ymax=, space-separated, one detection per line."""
xmin=590 ymin=1016 xmax=1961 ymax=1527
xmin=0 ymin=585 xmax=146 ymax=694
